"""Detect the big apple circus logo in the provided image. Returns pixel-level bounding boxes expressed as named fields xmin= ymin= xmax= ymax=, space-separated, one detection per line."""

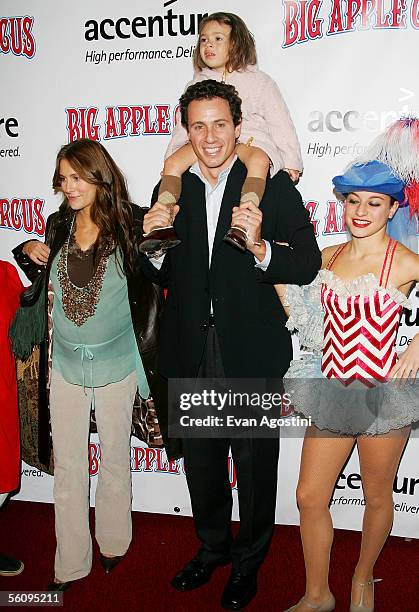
xmin=0 ymin=198 xmax=45 ymax=236
xmin=65 ymin=105 xmax=177 ymax=142
xmin=89 ymin=444 xmax=239 ymax=489
xmin=282 ymin=0 xmax=419 ymax=47
xmin=0 ymin=16 xmax=35 ymax=58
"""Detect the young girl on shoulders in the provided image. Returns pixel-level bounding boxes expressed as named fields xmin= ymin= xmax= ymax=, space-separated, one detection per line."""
xmin=141 ymin=11 xmax=303 ymax=253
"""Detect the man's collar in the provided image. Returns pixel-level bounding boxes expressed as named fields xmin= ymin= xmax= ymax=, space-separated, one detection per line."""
xmin=190 ymin=155 xmax=238 ymax=187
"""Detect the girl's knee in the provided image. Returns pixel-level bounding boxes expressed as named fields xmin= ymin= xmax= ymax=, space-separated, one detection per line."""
xmin=237 ymin=144 xmax=270 ymax=176
xmin=296 ymin=484 xmax=329 ymax=511
xmin=364 ymin=490 xmax=393 ymax=511
xmin=247 ymin=147 xmax=270 ymax=175
xmin=162 ymin=156 xmax=180 ymax=176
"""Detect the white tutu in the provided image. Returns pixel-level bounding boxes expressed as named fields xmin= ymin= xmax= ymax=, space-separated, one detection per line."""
xmin=283 ymin=273 xmax=419 ymax=435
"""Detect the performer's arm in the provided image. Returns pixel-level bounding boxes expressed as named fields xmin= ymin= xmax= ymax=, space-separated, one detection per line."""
xmin=389 ymin=251 xmax=419 ymax=379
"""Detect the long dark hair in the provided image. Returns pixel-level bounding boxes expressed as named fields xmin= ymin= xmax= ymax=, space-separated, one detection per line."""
xmin=52 ymin=138 xmax=134 ymax=274
xmin=193 ymin=12 xmax=257 ymax=73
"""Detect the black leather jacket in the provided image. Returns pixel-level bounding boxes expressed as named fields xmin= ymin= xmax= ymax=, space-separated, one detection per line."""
xmin=13 ymin=204 xmax=179 ymax=464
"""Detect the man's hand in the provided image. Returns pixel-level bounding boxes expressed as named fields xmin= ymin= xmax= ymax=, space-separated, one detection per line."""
xmin=231 ymin=201 xmax=266 ymax=261
xmin=284 ymin=168 xmax=300 ymax=183
xmin=143 ymin=202 xmax=180 ymax=235
xmin=23 ymin=240 xmax=50 ymax=265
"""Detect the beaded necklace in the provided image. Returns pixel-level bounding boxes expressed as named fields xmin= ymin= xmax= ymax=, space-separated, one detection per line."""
xmin=56 ymin=215 xmax=109 ymax=327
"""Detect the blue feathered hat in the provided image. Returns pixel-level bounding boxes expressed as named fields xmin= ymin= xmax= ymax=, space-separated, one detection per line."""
xmin=332 ymin=160 xmax=405 ymax=202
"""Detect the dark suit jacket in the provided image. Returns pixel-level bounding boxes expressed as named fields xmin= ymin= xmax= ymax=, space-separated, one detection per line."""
xmin=141 ymin=160 xmax=321 ymax=379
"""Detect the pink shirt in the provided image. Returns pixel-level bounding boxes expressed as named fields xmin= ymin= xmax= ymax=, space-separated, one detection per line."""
xmin=165 ymin=65 xmax=303 ymax=175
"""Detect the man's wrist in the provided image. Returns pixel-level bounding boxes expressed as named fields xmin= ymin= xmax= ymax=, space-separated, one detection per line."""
xmin=248 ymin=240 xmax=266 ymax=261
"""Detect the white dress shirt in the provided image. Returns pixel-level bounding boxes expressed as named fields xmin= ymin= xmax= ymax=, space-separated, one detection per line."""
xmin=150 ymin=157 xmax=271 ymax=270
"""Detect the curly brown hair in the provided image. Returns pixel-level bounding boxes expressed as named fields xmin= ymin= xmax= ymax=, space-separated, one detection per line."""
xmin=193 ymin=12 xmax=257 ymax=73
xmin=52 ymin=138 xmax=135 ymax=274
xmin=179 ymin=80 xmax=242 ymax=130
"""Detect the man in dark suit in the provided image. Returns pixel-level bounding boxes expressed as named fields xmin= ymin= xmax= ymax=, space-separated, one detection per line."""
xmin=141 ymin=80 xmax=321 ymax=610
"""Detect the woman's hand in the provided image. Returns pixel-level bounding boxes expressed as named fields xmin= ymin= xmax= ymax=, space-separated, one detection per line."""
xmin=389 ymin=333 xmax=419 ymax=380
xmin=23 ymin=240 xmax=51 ymax=266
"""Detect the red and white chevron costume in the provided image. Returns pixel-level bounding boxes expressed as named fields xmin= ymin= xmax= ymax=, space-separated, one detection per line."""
xmin=321 ymin=239 xmax=401 ymax=388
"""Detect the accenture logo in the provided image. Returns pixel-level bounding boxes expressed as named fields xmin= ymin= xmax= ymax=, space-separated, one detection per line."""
xmin=307 ymin=107 xmax=417 ymax=133
xmin=85 ymin=0 xmax=208 ymax=41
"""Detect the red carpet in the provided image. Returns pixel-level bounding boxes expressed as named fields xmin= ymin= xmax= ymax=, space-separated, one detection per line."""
xmin=0 ymin=500 xmax=418 ymax=611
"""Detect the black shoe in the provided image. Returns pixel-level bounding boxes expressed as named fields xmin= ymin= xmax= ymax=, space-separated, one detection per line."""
xmin=139 ymin=226 xmax=181 ymax=254
xmin=171 ymin=555 xmax=231 ymax=592
xmin=100 ymin=554 xmax=124 ymax=574
xmin=223 ymin=227 xmax=247 ymax=252
xmin=47 ymin=581 xmax=72 ymax=592
xmin=0 ymin=555 xmax=24 ymax=577
xmin=221 ymin=571 xmax=258 ymax=610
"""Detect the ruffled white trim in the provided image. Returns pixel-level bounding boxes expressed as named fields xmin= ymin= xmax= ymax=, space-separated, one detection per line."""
xmin=284 ymin=278 xmax=324 ymax=352
xmin=283 ymin=270 xmax=412 ymax=353
xmin=317 ymin=270 xmax=412 ymax=309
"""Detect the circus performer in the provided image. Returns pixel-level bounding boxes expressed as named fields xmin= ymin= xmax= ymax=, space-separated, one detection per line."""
xmin=279 ymin=119 xmax=419 ymax=611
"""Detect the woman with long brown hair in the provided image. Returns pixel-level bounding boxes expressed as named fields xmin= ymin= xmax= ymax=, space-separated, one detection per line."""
xmin=13 ymin=138 xmax=166 ymax=591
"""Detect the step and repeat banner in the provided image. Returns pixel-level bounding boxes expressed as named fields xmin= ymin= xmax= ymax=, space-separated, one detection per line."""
xmin=1 ymin=0 xmax=418 ymax=538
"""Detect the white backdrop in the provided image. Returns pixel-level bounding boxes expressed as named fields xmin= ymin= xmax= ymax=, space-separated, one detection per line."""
xmin=1 ymin=0 xmax=418 ymax=538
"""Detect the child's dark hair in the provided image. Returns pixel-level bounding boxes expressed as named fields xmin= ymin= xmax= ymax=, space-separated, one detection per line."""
xmin=179 ymin=80 xmax=242 ymax=129
xmin=193 ymin=12 xmax=257 ymax=72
